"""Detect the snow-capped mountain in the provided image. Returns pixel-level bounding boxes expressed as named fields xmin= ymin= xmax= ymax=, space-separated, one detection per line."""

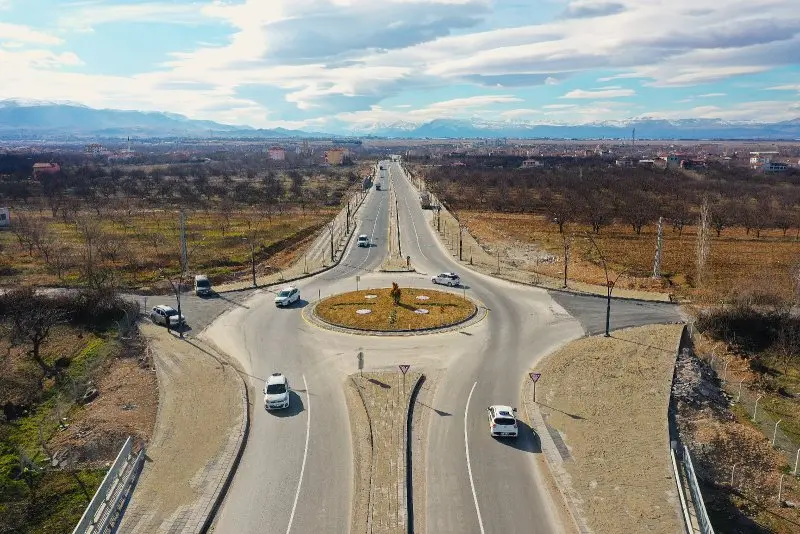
xmin=346 ymin=117 xmax=800 ymax=139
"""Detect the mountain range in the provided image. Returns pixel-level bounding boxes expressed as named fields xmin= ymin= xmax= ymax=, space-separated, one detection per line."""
xmin=1 ymin=100 xmax=799 ymax=140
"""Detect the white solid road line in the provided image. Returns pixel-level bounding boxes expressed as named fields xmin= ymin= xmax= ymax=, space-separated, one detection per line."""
xmin=465 ymin=381 xmax=486 ymax=534
xmin=286 ymin=374 xmax=311 ymax=534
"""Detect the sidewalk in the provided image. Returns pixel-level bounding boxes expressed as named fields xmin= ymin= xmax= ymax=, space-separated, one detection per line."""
xmin=119 ymin=324 xmax=247 ymax=534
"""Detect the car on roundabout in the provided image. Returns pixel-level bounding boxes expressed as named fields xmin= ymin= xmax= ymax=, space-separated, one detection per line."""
xmin=487 ymin=405 xmax=518 ymax=438
xmin=264 ymin=373 xmax=290 ymax=410
xmin=274 ymin=286 xmax=300 ymax=307
xmin=432 ymin=272 xmax=461 ymax=287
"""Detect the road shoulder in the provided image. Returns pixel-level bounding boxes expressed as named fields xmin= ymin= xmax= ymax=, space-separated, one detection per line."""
xmin=119 ymin=323 xmax=247 ymax=534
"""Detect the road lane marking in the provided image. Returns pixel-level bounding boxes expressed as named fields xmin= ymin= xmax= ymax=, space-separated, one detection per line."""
xmin=465 ymin=381 xmax=486 ymax=534
xmin=397 ymin=176 xmax=429 ymax=263
xmin=286 ymin=374 xmax=311 ymax=534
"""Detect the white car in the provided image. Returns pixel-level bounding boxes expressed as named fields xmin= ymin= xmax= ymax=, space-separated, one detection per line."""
xmin=357 ymin=234 xmax=370 ymax=247
xmin=487 ymin=405 xmax=519 ymax=438
xmin=274 ymin=286 xmax=300 ymax=307
xmin=264 ymin=373 xmax=290 ymax=410
xmin=432 ymin=272 xmax=461 ymax=287
xmin=150 ymin=305 xmax=185 ymax=328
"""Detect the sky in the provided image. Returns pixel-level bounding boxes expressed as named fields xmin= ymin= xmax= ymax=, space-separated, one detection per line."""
xmin=0 ymin=0 xmax=799 ymax=131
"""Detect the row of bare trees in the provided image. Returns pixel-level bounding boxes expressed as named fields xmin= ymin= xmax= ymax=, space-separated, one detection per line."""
xmin=423 ymin=162 xmax=800 ymax=237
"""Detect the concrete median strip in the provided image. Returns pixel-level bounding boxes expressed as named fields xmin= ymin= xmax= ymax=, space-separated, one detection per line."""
xmin=345 ymin=371 xmax=422 ymax=534
xmin=119 ymin=323 xmax=248 ymax=534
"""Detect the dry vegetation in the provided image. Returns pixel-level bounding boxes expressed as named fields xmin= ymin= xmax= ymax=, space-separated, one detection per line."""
xmin=314 ymin=287 xmax=475 ymax=331
xmin=459 ymin=211 xmax=800 ymax=300
xmin=534 ymin=324 xmax=684 ymax=534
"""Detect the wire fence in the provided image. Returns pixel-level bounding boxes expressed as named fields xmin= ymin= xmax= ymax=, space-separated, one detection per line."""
xmin=686 ymin=323 xmax=800 ymax=532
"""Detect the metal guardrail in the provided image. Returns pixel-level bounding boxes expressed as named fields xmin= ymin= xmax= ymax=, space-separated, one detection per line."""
xmin=72 ymin=436 xmax=145 ymax=534
xmin=682 ymin=445 xmax=715 ymax=534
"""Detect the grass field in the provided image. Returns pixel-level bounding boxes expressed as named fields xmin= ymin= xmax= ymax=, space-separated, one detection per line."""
xmin=314 ymin=287 xmax=476 ymax=331
xmin=457 ymin=211 xmax=800 ymax=301
xmin=0 ymin=208 xmax=333 ymax=291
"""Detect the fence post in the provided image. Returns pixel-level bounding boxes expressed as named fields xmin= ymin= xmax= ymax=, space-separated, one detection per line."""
xmin=753 ymin=394 xmax=763 ymax=421
xmin=773 ymin=419 xmax=782 ymax=446
xmin=778 ymin=473 xmax=786 ymax=503
xmin=730 ymin=463 xmax=738 ymax=487
xmin=736 ymin=378 xmax=745 ymax=402
xmin=794 ymin=448 xmax=800 ymax=475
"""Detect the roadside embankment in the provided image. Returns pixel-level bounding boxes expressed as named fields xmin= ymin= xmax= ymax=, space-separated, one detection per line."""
xmin=528 ymin=324 xmax=684 ymax=534
xmin=345 ymin=371 xmax=421 ymax=534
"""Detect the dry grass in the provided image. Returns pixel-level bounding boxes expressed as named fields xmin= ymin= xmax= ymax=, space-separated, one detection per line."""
xmin=0 ymin=208 xmax=332 ymax=290
xmin=458 ymin=211 xmax=800 ymax=302
xmin=314 ymin=287 xmax=475 ymax=331
xmin=534 ymin=324 xmax=684 ymax=534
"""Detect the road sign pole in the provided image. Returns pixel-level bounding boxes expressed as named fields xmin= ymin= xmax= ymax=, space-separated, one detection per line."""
xmin=529 ymin=372 xmax=541 ymax=403
xmin=533 ymin=381 xmax=536 ymax=403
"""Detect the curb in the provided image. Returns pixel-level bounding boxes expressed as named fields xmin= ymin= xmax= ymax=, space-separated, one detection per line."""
xmin=405 ymin=374 xmax=425 ymax=534
xmin=200 ymin=364 xmax=250 ymax=533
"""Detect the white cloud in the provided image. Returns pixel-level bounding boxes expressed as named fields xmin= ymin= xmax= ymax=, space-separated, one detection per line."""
xmin=499 ymin=108 xmax=540 ymax=119
xmin=697 ymin=93 xmax=726 ymax=98
xmin=58 ymin=2 xmax=213 ymax=32
xmin=561 ymin=87 xmax=635 ymax=99
xmin=543 ymin=104 xmax=577 ymax=109
xmin=768 ymin=84 xmax=800 ymax=91
xmin=640 ymin=100 xmax=800 ymax=122
xmin=0 ymin=22 xmax=63 ymax=45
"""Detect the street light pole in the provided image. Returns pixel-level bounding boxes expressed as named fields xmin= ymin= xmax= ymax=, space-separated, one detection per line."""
xmin=250 ymin=240 xmax=256 ymax=287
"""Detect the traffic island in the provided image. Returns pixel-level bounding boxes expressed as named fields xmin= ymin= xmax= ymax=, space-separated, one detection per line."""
xmin=345 ymin=371 xmax=422 ymax=534
xmin=309 ymin=286 xmax=479 ymax=334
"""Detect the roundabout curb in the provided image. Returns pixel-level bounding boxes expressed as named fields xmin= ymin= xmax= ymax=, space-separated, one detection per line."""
xmin=302 ymin=291 xmax=488 ymax=337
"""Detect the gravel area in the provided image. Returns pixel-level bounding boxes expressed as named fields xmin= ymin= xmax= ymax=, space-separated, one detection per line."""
xmin=119 ymin=323 xmax=244 ymax=533
xmin=531 ymin=324 xmax=684 ymax=534
xmin=347 ymin=371 xmax=421 ymax=534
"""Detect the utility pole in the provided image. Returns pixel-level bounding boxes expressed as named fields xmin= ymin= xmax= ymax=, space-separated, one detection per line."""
xmin=346 ymin=201 xmax=351 ymax=235
xmin=177 ymin=211 xmax=187 ymax=339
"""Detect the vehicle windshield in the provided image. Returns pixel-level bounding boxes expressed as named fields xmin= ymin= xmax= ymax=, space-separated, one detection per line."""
xmin=196 ymin=280 xmax=210 ymax=288
xmin=266 ymin=384 xmax=286 ymax=394
xmin=278 ymin=290 xmax=292 ymax=297
xmin=164 ymin=309 xmax=178 ymax=317
xmin=494 ymin=417 xmax=516 ymax=426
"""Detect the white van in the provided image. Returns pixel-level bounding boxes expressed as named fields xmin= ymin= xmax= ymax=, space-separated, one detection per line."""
xmin=194 ymin=274 xmax=212 ymax=296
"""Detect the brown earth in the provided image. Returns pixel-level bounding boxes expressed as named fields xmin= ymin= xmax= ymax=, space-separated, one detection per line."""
xmin=457 ymin=211 xmax=800 ymax=302
xmin=533 ymin=324 xmax=684 ymax=534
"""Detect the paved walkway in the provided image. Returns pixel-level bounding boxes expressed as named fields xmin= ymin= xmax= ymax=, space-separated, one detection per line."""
xmin=119 ymin=324 xmax=247 ymax=534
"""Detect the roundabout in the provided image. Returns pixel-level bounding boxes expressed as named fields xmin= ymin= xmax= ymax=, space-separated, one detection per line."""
xmin=306 ymin=285 xmax=483 ymax=335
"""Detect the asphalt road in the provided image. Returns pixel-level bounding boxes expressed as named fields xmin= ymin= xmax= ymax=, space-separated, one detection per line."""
xmin=189 ymin=159 xmax=683 ymax=534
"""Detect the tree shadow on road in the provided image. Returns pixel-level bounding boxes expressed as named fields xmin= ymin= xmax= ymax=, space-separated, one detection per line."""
xmin=367 ymin=378 xmax=391 ymax=389
xmin=415 ymin=400 xmax=451 ymax=416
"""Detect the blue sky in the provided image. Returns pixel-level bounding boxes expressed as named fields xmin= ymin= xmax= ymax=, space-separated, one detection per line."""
xmin=0 ymin=0 xmax=799 ymax=131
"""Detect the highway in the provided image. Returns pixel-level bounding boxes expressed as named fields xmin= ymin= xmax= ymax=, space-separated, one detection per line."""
xmin=201 ymin=159 xmax=683 ymax=533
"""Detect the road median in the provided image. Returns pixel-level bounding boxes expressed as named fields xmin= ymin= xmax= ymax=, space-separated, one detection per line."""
xmin=345 ymin=371 xmax=422 ymax=534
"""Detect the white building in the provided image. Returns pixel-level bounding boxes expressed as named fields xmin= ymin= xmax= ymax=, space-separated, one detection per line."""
xmin=0 ymin=207 xmax=10 ymax=228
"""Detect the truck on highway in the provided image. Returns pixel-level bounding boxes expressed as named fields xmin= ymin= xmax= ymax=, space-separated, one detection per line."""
xmin=420 ymin=191 xmax=432 ymax=209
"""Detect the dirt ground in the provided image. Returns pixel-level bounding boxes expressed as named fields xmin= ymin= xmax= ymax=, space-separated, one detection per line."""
xmin=534 ymin=324 xmax=684 ymax=534
xmin=48 ymin=352 xmax=158 ymax=466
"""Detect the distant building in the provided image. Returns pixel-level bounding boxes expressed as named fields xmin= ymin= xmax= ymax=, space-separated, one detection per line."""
xmin=615 ymin=158 xmax=636 ymax=167
xmin=638 ymin=159 xmax=656 ymax=167
xmin=763 ymin=161 xmax=788 ymax=172
xmin=267 ymin=146 xmax=286 ymax=161
xmin=32 ymin=162 xmax=60 ymax=179
xmin=750 ymin=151 xmax=779 ymax=169
xmin=521 ymin=159 xmax=543 ymax=169
xmin=85 ymin=143 xmax=108 ymax=155
xmin=680 ymin=159 xmax=706 ymax=170
xmin=325 ymin=148 xmax=347 ymax=165
xmin=665 ymin=155 xmax=685 ymax=169
xmin=0 ymin=207 xmax=9 ymax=228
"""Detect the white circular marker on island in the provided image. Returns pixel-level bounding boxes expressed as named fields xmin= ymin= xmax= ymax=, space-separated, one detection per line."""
xmin=416 ymin=295 xmax=430 ymax=300
xmin=365 ymin=294 xmax=378 ymax=299
xmin=356 ymin=309 xmax=372 ymax=315
xmin=414 ymin=309 xmax=429 ymax=314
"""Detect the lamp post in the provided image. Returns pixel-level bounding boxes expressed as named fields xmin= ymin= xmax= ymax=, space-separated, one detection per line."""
xmin=584 ymin=233 xmax=624 ymax=337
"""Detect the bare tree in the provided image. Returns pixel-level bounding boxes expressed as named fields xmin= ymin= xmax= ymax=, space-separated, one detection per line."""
xmin=695 ymin=198 xmax=711 ymax=287
xmin=3 ymin=288 xmax=68 ymax=377
xmin=774 ymin=322 xmax=800 ymax=374
xmin=668 ymin=199 xmax=692 ymax=237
